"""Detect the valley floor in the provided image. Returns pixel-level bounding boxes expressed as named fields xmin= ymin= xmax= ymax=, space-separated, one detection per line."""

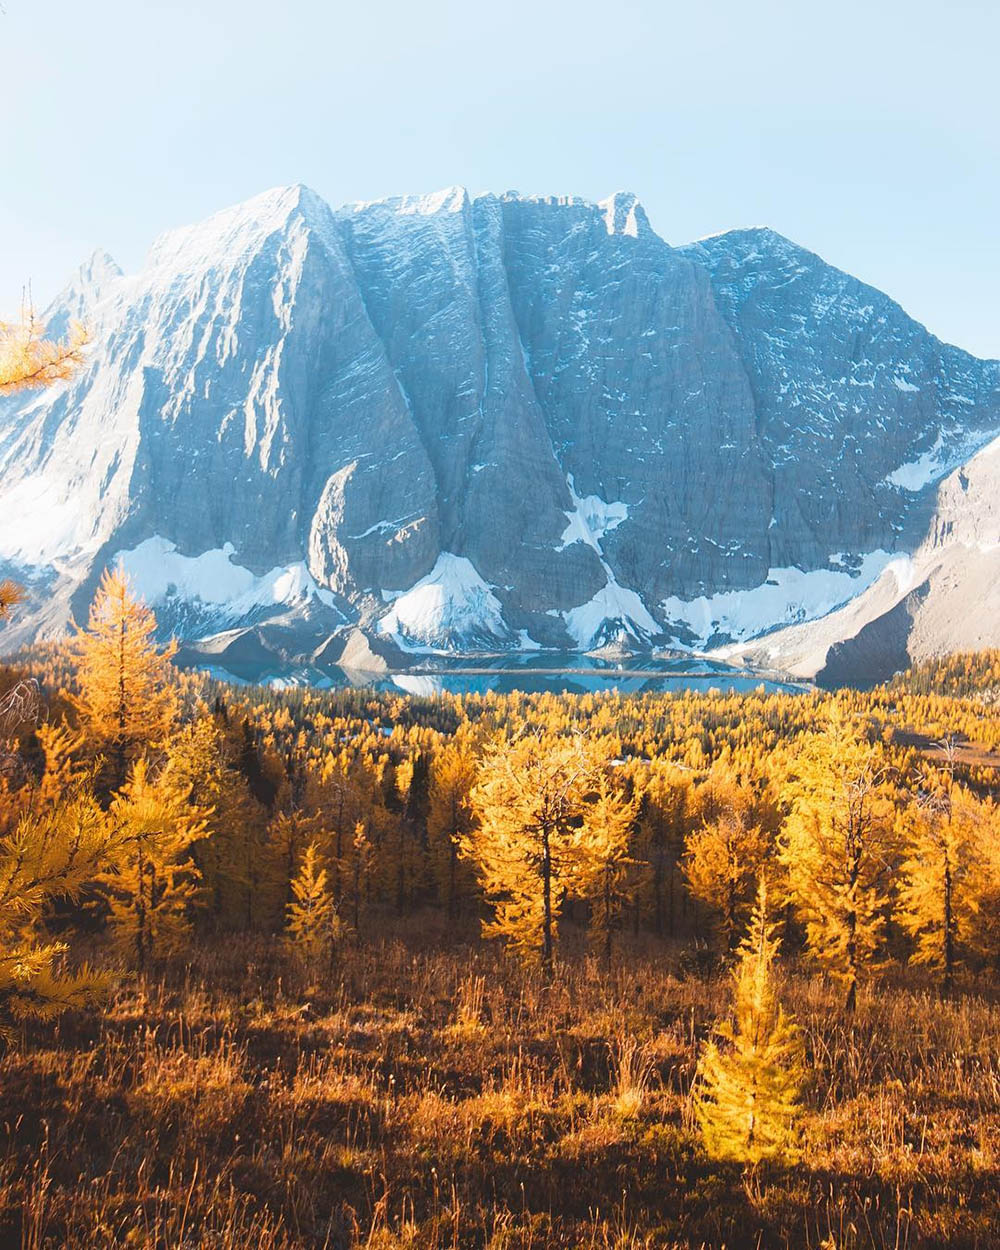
xmin=5 ymin=923 xmax=1000 ymax=1250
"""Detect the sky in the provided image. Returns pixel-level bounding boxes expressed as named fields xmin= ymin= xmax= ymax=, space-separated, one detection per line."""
xmin=1 ymin=0 xmax=997 ymax=357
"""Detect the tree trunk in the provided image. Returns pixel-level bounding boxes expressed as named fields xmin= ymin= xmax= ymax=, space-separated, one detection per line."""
xmin=135 ymin=843 xmax=147 ymax=972
xmin=448 ymin=837 xmax=458 ymax=923
xmin=943 ymin=852 xmax=954 ymax=996
xmin=845 ymin=906 xmax=858 ymax=1014
xmin=116 ymin=615 xmax=128 ymax=791
xmin=541 ymin=825 xmax=554 ymax=981
xmin=604 ymin=868 xmax=613 ymax=970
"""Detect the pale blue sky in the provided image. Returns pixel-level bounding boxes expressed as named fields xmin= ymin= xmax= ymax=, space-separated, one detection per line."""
xmin=2 ymin=0 xmax=997 ymax=357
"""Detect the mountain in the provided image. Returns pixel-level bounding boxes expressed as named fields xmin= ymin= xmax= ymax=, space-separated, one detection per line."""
xmin=1 ymin=184 xmax=998 ymax=673
xmin=724 ymin=431 xmax=1000 ymax=687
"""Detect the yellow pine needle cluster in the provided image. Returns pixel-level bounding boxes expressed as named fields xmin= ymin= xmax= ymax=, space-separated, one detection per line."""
xmin=0 ymin=580 xmax=24 ymax=622
xmin=695 ymin=883 xmax=805 ymax=1165
xmin=0 ymin=314 xmax=87 ymax=658
xmin=0 ymin=311 xmax=89 ymax=394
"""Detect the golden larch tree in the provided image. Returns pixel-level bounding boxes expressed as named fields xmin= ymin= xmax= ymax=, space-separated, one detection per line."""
xmin=0 ymin=789 xmax=130 ymax=1033
xmin=634 ymin=761 xmax=691 ymax=937
xmin=284 ymin=841 xmax=342 ymax=969
xmin=349 ymin=820 xmax=375 ymax=935
xmin=577 ymin=772 xmax=641 ymax=967
xmin=899 ymin=761 xmax=988 ymax=993
xmin=100 ymin=759 xmax=207 ymax=969
xmin=73 ymin=567 xmax=178 ymax=789
xmin=463 ymin=734 xmax=599 ymax=976
xmin=684 ymin=809 xmax=772 ymax=951
xmin=779 ymin=707 xmax=897 ymax=1011
xmin=427 ymin=739 xmax=478 ymax=921
xmin=695 ymin=882 xmax=805 ymax=1165
xmin=162 ymin=713 xmax=267 ymax=927
xmin=17 ymin=722 xmax=88 ymax=819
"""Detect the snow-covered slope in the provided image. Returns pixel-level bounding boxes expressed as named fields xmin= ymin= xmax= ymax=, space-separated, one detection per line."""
xmin=1 ymin=184 xmax=999 ymax=667
xmin=377 ymin=553 xmax=513 ymax=651
xmin=720 ymin=433 xmax=1000 ymax=685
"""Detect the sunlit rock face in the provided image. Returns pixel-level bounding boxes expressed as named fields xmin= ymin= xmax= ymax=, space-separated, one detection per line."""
xmin=1 ymin=184 xmax=998 ymax=656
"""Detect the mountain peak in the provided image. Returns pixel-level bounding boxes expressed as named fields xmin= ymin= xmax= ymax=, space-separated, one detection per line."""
xmin=346 ymin=186 xmax=471 ymax=218
xmin=79 ymin=248 xmax=123 ymax=283
xmin=45 ymin=248 xmax=124 ymax=336
xmin=146 ymin=183 xmax=334 ymax=273
xmin=685 ymin=224 xmax=814 ymax=268
xmin=598 ymin=191 xmax=649 ymax=238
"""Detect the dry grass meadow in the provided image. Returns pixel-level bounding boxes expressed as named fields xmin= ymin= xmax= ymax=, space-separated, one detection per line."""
xmin=4 ymin=920 xmax=999 ymax=1250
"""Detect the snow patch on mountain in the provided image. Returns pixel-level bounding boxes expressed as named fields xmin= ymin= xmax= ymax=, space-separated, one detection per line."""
xmin=558 ymin=478 xmax=628 ymax=553
xmin=391 ymin=674 xmax=445 ymax=695
xmin=885 ymin=434 xmax=948 ymax=491
xmin=377 ymin=552 xmax=512 ymax=651
xmin=884 ymin=428 xmax=999 ymax=493
xmin=661 ymin=551 xmax=903 ymax=646
xmin=115 ymin=537 xmax=339 ymax=620
xmin=562 ymin=569 xmax=659 ymax=649
xmin=0 ymin=474 xmax=94 ymax=565
xmin=599 ymin=191 xmax=647 ymax=238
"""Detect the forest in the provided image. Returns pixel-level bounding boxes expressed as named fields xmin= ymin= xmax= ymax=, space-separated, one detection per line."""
xmin=0 ymin=563 xmax=998 ymax=1248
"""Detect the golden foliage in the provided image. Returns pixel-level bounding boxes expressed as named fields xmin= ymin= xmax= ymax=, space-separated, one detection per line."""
xmin=463 ymin=734 xmax=601 ymax=973
xmin=898 ymin=766 xmax=994 ymax=990
xmin=0 ymin=310 xmax=89 ymax=394
xmin=575 ymin=771 xmax=642 ymax=965
xmin=73 ymin=567 xmax=178 ymax=787
xmin=779 ymin=707 xmax=899 ymax=1009
xmin=0 ymin=580 xmax=24 ymax=621
xmin=284 ymin=841 xmax=341 ymax=967
xmin=0 ymin=788 xmax=129 ymax=1031
xmin=684 ymin=805 xmax=772 ymax=951
xmin=695 ymin=882 xmax=805 ymax=1164
xmin=99 ymin=758 xmax=208 ymax=968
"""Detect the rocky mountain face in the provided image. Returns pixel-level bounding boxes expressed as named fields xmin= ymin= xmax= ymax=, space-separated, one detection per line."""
xmin=1 ymin=184 xmax=998 ymax=671
xmin=729 ymin=431 xmax=1000 ymax=687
